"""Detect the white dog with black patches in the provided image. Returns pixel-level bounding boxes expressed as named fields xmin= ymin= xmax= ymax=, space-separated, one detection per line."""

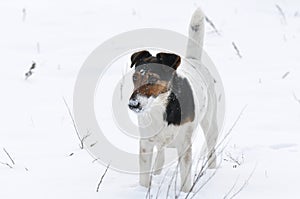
xmin=128 ymin=8 xmax=219 ymax=192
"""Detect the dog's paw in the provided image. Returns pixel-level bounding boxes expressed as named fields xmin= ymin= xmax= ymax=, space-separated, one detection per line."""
xmin=180 ymin=184 xmax=192 ymax=193
xmin=139 ymin=177 xmax=150 ymax=188
xmin=153 ymin=168 xmax=162 ymax=175
xmin=139 ymin=181 xmax=150 ymax=188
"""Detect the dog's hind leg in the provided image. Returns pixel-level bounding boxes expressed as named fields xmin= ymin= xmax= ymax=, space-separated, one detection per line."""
xmin=201 ymin=90 xmax=219 ymax=169
xmin=139 ymin=139 xmax=154 ymax=187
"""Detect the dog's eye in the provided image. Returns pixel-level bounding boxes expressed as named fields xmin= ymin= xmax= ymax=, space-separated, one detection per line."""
xmin=133 ymin=75 xmax=138 ymax=82
xmin=148 ymin=76 xmax=158 ymax=84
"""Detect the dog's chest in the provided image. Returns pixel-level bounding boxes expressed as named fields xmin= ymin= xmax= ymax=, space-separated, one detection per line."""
xmin=138 ymin=107 xmax=194 ymax=148
xmin=152 ymin=124 xmax=179 ymax=148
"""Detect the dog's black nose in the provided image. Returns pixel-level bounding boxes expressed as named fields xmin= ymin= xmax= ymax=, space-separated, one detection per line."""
xmin=128 ymin=99 xmax=141 ymax=112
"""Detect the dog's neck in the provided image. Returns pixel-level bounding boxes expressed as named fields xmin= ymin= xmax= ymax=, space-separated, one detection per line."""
xmin=137 ymin=71 xmax=195 ymax=128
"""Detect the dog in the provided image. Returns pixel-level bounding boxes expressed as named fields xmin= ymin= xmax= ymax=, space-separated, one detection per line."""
xmin=128 ymin=8 xmax=219 ymax=192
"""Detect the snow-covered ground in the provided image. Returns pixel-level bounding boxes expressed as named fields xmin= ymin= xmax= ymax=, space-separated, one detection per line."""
xmin=1 ymin=0 xmax=300 ymax=198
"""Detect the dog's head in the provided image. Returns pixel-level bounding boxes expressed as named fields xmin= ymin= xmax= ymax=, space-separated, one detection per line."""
xmin=128 ymin=50 xmax=181 ymax=113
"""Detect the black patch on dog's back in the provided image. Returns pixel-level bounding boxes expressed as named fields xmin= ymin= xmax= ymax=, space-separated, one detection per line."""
xmin=164 ymin=74 xmax=195 ymax=126
xmin=164 ymin=92 xmax=181 ymax=125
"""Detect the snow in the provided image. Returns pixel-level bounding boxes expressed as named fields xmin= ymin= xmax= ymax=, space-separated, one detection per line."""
xmin=1 ymin=0 xmax=300 ymax=198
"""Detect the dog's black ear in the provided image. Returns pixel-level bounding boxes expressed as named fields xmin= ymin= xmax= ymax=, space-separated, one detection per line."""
xmin=156 ymin=53 xmax=181 ymax=70
xmin=130 ymin=50 xmax=152 ymax=68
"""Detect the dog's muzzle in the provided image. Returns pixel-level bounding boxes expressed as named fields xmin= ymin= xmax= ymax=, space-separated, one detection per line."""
xmin=128 ymin=98 xmax=142 ymax=112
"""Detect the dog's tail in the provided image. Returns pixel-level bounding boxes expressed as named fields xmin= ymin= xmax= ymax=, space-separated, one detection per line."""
xmin=186 ymin=8 xmax=205 ymax=60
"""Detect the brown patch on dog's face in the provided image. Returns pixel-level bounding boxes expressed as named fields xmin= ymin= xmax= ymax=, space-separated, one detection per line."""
xmin=132 ymin=71 xmax=169 ymax=97
xmin=132 ymin=82 xmax=168 ymax=98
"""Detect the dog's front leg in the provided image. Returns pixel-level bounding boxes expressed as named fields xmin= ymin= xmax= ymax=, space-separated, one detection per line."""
xmin=139 ymin=139 xmax=154 ymax=188
xmin=153 ymin=148 xmax=165 ymax=175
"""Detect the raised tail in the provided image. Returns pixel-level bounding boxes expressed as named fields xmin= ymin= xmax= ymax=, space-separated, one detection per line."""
xmin=186 ymin=8 xmax=205 ymax=60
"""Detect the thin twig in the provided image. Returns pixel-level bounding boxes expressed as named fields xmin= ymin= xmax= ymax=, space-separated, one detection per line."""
xmin=0 ymin=161 xmax=13 ymax=169
xmin=275 ymin=4 xmax=287 ymax=24
xmin=228 ymin=164 xmax=257 ymax=199
xmin=193 ymin=156 xmax=203 ymax=182
xmin=3 ymin=148 xmax=15 ymax=165
xmin=90 ymin=142 xmax=98 ymax=148
xmin=184 ymin=153 xmax=214 ymax=199
xmin=96 ymin=164 xmax=110 ymax=192
xmin=92 ymin=158 xmax=101 ymax=163
xmin=146 ymin=151 xmax=162 ymax=199
xmin=221 ymin=105 xmax=248 ymax=146
xmin=25 ymin=62 xmax=36 ymax=80
xmin=80 ymin=131 xmax=92 ymax=149
xmin=145 ymin=173 xmax=153 ymax=199
xmin=156 ymin=168 xmax=172 ymax=199
xmin=225 ymin=152 xmax=242 ymax=166
xmin=166 ymin=161 xmax=180 ymax=198
xmin=223 ymin=176 xmax=240 ymax=199
xmin=185 ymin=150 xmax=219 ymax=199
xmin=282 ymin=71 xmax=290 ymax=79
xmin=63 ymin=97 xmax=84 ymax=149
xmin=232 ymin=42 xmax=242 ymax=58
xmin=205 ymin=16 xmax=220 ymax=35
xmin=190 ymin=161 xmax=222 ymax=199
xmin=293 ymin=92 xmax=300 ymax=104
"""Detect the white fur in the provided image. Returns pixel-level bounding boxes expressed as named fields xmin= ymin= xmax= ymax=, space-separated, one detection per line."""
xmin=138 ymin=8 xmax=219 ymax=192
